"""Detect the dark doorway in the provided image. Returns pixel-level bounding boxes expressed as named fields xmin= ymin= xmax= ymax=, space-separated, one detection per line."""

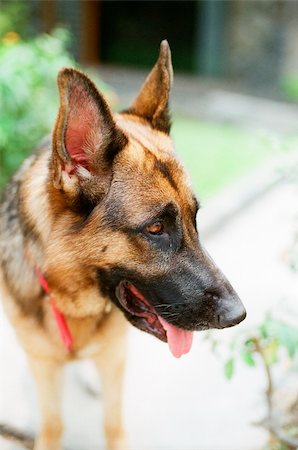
xmin=100 ymin=0 xmax=197 ymax=72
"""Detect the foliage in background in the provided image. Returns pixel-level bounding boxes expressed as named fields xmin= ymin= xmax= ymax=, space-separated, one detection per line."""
xmin=223 ymin=316 xmax=298 ymax=383
xmin=0 ymin=0 xmax=32 ymax=39
xmin=207 ymin=314 xmax=298 ymax=450
xmin=0 ymin=28 xmax=113 ymax=189
xmin=0 ymin=29 xmax=75 ymax=187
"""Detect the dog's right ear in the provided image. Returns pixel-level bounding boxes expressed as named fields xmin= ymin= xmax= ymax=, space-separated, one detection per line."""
xmin=52 ymin=68 xmax=127 ymax=206
xmin=124 ymin=40 xmax=173 ymax=134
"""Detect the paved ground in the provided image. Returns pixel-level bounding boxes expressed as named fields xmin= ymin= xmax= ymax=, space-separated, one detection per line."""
xmin=1 ymin=69 xmax=298 ymax=450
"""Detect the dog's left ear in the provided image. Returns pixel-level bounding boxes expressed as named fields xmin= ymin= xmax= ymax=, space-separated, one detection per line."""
xmin=51 ymin=68 xmax=127 ymax=205
xmin=125 ymin=40 xmax=173 ymax=134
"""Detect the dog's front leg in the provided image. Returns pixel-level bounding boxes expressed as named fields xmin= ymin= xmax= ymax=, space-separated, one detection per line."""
xmin=28 ymin=356 xmax=64 ymax=450
xmin=93 ymin=308 xmax=128 ymax=450
xmin=93 ymin=350 xmax=127 ymax=450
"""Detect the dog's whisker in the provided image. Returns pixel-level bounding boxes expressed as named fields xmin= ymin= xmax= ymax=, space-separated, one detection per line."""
xmin=154 ymin=304 xmax=172 ymax=309
xmin=159 ymin=312 xmax=180 ymax=319
xmin=154 ymin=302 xmax=186 ymax=308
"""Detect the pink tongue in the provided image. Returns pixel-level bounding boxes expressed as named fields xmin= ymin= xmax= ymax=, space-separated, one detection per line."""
xmin=159 ymin=317 xmax=193 ymax=358
xmin=127 ymin=285 xmax=193 ymax=358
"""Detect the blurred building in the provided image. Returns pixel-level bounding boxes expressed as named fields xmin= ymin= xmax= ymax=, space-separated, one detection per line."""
xmin=33 ymin=1 xmax=298 ymax=94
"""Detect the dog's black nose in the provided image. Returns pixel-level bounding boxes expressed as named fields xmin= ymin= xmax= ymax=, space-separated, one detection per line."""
xmin=216 ymin=296 xmax=246 ymax=329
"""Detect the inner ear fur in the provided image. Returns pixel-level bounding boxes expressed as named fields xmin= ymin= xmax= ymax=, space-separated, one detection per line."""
xmin=51 ymin=68 xmax=127 ymax=209
xmin=123 ymin=40 xmax=173 ymax=134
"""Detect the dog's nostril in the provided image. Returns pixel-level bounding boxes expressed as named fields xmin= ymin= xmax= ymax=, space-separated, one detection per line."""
xmin=205 ymin=290 xmax=220 ymax=300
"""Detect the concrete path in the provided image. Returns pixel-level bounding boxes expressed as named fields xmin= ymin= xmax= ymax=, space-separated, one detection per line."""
xmin=0 ymin=177 xmax=297 ymax=450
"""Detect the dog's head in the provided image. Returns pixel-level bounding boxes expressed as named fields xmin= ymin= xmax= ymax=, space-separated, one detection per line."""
xmin=51 ymin=41 xmax=246 ymax=357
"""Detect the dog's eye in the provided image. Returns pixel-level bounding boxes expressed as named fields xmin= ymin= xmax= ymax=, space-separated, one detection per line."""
xmin=146 ymin=221 xmax=164 ymax=235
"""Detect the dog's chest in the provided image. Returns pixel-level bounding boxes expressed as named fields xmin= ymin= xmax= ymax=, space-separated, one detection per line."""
xmin=41 ymin=301 xmax=111 ymax=358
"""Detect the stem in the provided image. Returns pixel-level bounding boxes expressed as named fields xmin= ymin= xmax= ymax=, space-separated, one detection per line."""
xmin=252 ymin=337 xmax=298 ymax=448
xmin=252 ymin=337 xmax=273 ymax=419
xmin=0 ymin=423 xmax=34 ymax=449
xmin=265 ymin=419 xmax=298 ymax=450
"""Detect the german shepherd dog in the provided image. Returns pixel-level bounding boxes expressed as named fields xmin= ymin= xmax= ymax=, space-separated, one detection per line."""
xmin=0 ymin=41 xmax=246 ymax=450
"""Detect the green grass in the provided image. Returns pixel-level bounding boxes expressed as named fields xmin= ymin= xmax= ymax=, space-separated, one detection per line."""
xmin=172 ymin=116 xmax=278 ymax=199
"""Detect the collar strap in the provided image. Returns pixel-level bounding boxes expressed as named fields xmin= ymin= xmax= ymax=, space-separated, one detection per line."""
xmin=36 ymin=269 xmax=73 ymax=351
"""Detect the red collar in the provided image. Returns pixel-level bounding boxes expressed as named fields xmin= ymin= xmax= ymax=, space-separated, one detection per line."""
xmin=36 ymin=269 xmax=73 ymax=351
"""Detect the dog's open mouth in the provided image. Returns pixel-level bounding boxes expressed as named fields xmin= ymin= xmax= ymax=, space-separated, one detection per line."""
xmin=116 ymin=281 xmax=193 ymax=358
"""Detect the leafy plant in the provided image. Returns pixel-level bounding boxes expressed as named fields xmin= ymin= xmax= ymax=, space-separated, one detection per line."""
xmin=216 ymin=315 xmax=298 ymax=449
xmin=0 ymin=29 xmax=74 ymax=187
xmin=0 ymin=29 xmax=113 ymax=189
xmin=0 ymin=0 xmax=32 ymax=39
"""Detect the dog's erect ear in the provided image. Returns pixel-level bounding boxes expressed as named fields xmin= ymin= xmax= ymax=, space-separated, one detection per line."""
xmin=52 ymin=68 xmax=127 ymax=200
xmin=125 ymin=40 xmax=173 ymax=134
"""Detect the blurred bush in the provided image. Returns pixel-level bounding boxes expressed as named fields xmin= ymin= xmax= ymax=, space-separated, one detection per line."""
xmin=0 ymin=28 xmax=114 ymax=189
xmin=0 ymin=0 xmax=32 ymax=39
xmin=0 ymin=0 xmax=116 ymax=189
xmin=0 ymin=29 xmax=75 ymax=187
xmin=0 ymin=30 xmax=74 ymax=185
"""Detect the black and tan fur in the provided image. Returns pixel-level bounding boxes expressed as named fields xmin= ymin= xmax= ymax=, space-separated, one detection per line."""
xmin=0 ymin=41 xmax=246 ymax=450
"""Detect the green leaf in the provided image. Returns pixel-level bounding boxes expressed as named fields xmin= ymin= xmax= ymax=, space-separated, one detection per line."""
xmin=263 ymin=340 xmax=278 ymax=366
xmin=241 ymin=350 xmax=256 ymax=367
xmin=224 ymin=358 xmax=234 ymax=380
xmin=259 ymin=323 xmax=269 ymax=339
xmin=272 ymin=321 xmax=298 ymax=358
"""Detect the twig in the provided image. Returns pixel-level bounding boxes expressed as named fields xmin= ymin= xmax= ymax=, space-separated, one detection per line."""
xmin=263 ymin=418 xmax=298 ymax=450
xmin=0 ymin=423 xmax=73 ymax=450
xmin=252 ymin=337 xmax=274 ymax=418
xmin=0 ymin=423 xmax=34 ymax=449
